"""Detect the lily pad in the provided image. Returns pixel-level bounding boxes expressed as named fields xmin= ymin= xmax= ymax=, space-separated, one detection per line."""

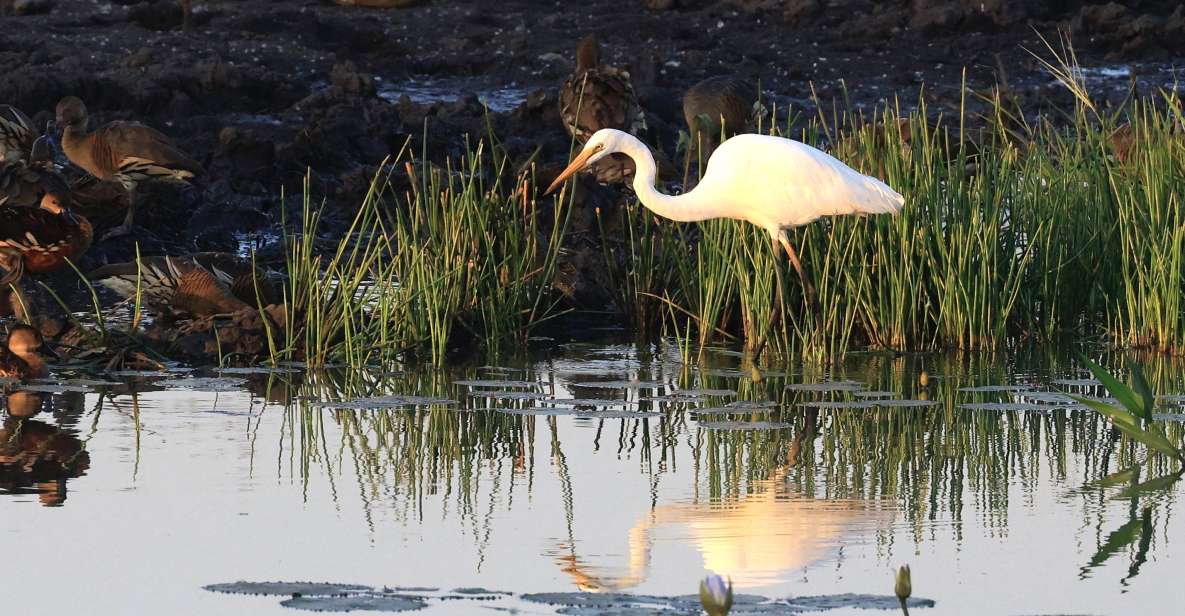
xmin=1052 ymin=378 xmax=1102 ymax=387
xmin=726 ymin=400 xmax=779 ymax=409
xmin=801 ymin=400 xmax=877 ymax=410
xmin=16 ymin=384 xmax=94 ymax=394
xmin=691 ymin=407 xmax=775 ymax=416
xmin=575 ymin=410 xmax=663 ymax=419
xmin=453 ymin=379 xmax=538 ymax=388
xmin=958 ymin=402 xmax=1052 ymax=412
xmin=958 ymin=385 xmax=1033 ymax=393
xmin=876 ymin=399 xmax=940 ymax=408
xmin=785 ymin=381 xmax=865 ymax=392
xmin=1019 ymin=392 xmax=1079 ymax=405
xmin=279 ymin=595 xmax=427 ymax=612
xmin=670 ymin=388 xmax=737 ymax=397
xmin=157 ymin=377 xmax=250 ymax=392
xmin=571 ymin=380 xmax=666 ymax=390
xmin=853 ymin=390 xmax=897 ymax=398
xmin=544 ymin=398 xmax=635 ymax=408
xmin=497 ymin=407 xmax=576 ymax=416
xmin=469 ymin=390 xmax=550 ymax=401
xmin=785 ymin=594 xmax=935 ymax=611
xmin=315 ymin=396 xmax=458 ymax=410
xmin=699 ymin=420 xmax=794 ymax=430
xmin=203 ymin=581 xmax=374 ymax=596
xmin=216 ymin=367 xmax=302 ymax=375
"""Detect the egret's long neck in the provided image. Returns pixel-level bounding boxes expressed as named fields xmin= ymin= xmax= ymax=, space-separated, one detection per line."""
xmin=623 ymin=139 xmax=723 ymax=223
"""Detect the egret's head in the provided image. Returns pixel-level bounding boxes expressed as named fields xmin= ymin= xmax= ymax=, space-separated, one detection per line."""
xmin=545 ymin=129 xmax=631 ymax=194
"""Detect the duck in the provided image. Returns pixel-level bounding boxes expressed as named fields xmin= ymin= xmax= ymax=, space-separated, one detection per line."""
xmin=0 ymin=105 xmax=36 ymax=164
xmin=0 ymin=192 xmax=93 ymax=281
xmin=0 ymin=136 xmax=72 ymax=209
xmin=0 ymin=324 xmax=50 ymax=380
xmin=558 ymin=34 xmax=646 ymax=144
xmin=88 ymin=252 xmax=283 ymax=320
xmin=683 ymin=76 xmax=758 ymax=158
xmin=54 ymin=96 xmax=203 ymax=240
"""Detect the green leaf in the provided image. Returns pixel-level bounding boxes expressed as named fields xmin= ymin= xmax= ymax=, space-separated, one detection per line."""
xmin=1095 ymin=464 xmax=1142 ymax=489
xmin=1114 ymin=472 xmax=1183 ymax=500
xmin=1085 ymin=515 xmax=1145 ymax=571
xmin=1129 ymin=363 xmax=1155 ymax=424
xmin=1081 ymin=358 xmax=1143 ymax=417
xmin=1071 ymin=395 xmax=1182 ymax=461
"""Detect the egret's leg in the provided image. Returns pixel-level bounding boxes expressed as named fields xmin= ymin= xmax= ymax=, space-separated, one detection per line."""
xmin=778 ymin=231 xmax=820 ymax=316
xmin=752 ymin=237 xmax=787 ymax=360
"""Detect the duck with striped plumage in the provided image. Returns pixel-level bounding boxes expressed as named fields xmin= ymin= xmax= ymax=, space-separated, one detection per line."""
xmin=54 ymin=96 xmax=203 ymax=241
xmin=0 ymin=105 xmax=36 ymax=165
xmin=0 ymin=136 xmax=72 ymax=209
xmin=88 ymin=252 xmax=283 ymax=321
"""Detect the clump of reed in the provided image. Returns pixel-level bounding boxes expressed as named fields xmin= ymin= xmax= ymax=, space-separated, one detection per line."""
xmin=279 ymin=135 xmax=570 ymax=367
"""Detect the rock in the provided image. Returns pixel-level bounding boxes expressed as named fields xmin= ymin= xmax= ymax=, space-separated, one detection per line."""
xmin=782 ymin=0 xmax=820 ymax=26
xmin=124 ymin=47 xmax=155 ymax=69
xmin=330 ymin=61 xmax=376 ymax=96
xmin=960 ymin=0 xmax=1026 ymax=27
xmin=911 ymin=0 xmax=964 ymax=32
xmin=11 ymin=0 xmax=53 ymax=16
xmin=642 ymin=0 xmax=677 ymax=9
xmin=1071 ymin=3 xmax=1129 ymax=37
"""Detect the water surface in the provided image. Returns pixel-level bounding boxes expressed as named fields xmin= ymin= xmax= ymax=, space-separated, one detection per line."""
xmin=2 ymin=342 xmax=1182 ymax=614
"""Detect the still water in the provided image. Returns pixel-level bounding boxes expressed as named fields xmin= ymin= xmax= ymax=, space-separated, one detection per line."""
xmin=1 ymin=341 xmax=1182 ymax=615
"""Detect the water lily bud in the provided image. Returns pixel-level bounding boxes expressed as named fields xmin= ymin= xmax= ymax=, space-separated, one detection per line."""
xmin=918 ymin=371 xmax=929 ymax=387
xmin=699 ymin=574 xmax=733 ymax=616
xmin=895 ymin=564 xmax=912 ymax=601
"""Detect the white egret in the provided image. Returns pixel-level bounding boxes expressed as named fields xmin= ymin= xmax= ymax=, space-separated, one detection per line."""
xmin=545 ymin=128 xmax=904 ymax=309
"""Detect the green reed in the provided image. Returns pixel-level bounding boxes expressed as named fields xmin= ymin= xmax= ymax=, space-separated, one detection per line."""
xmin=278 ymin=134 xmax=570 ymax=366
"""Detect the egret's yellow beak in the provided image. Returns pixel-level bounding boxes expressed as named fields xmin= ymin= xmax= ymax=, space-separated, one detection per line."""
xmin=545 ymin=145 xmax=602 ymax=195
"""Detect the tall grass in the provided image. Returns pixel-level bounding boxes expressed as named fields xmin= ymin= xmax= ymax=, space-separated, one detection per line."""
xmin=279 ymin=135 xmax=570 ymax=367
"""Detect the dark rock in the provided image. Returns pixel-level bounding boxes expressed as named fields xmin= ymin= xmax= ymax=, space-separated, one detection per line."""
xmin=783 ymin=0 xmax=821 ymax=26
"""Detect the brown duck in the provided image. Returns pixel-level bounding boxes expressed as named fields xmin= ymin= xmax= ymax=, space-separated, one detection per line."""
xmin=89 ymin=252 xmax=282 ymax=320
xmin=558 ymin=35 xmax=646 ymax=144
xmin=0 ymin=325 xmax=50 ymax=381
xmin=0 ymin=192 xmax=92 ymax=284
xmin=55 ymin=96 xmax=203 ymax=240
xmin=683 ymin=76 xmax=757 ymax=157
xmin=0 ymin=137 xmax=72 ymax=209
xmin=0 ymin=105 xmax=36 ymax=164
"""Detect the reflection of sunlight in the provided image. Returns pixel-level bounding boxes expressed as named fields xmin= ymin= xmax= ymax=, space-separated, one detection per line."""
xmin=557 ymin=475 xmax=894 ymax=591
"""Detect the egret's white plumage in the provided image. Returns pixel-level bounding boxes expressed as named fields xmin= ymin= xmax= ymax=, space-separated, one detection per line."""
xmin=546 ymin=128 xmax=905 ymax=311
xmin=551 ymin=128 xmax=902 ymax=235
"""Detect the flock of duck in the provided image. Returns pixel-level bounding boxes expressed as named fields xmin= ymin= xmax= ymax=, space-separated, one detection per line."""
xmin=0 ymin=32 xmax=759 ymax=380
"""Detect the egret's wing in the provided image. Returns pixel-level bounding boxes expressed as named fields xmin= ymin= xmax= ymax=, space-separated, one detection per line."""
xmin=703 ymin=135 xmax=903 ymax=229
